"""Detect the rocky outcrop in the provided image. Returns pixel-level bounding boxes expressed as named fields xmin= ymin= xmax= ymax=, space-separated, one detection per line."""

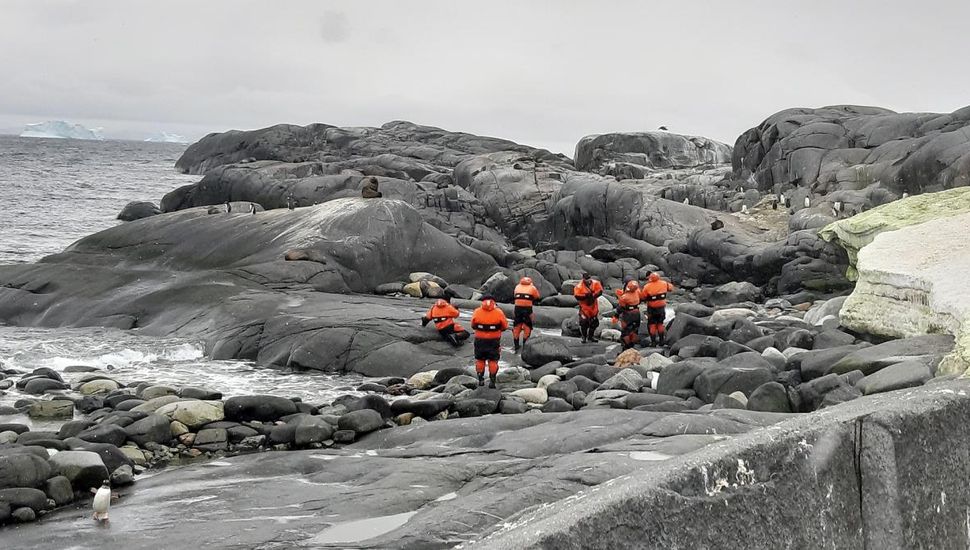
xmin=819 ymin=186 xmax=970 ymax=279
xmin=49 ymin=198 xmax=495 ymax=293
xmin=175 ymin=120 xmax=568 ymax=176
xmin=471 ymin=380 xmax=970 ymax=549
xmin=575 ymin=131 xmax=732 ymax=176
xmin=839 ymin=212 xmax=970 ymax=375
xmin=733 ymin=105 xmax=970 ymax=202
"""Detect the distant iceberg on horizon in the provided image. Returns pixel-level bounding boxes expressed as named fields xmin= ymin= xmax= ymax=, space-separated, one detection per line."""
xmin=21 ymin=120 xmax=105 ymax=140
xmin=144 ymin=131 xmax=189 ymax=144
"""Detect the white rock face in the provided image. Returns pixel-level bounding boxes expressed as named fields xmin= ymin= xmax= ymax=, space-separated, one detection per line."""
xmin=840 ymin=212 xmax=970 ymax=374
xmin=21 ymin=120 xmax=104 ymax=140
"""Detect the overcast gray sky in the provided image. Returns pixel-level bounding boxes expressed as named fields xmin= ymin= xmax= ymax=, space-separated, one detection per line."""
xmin=1 ymin=0 xmax=968 ymax=154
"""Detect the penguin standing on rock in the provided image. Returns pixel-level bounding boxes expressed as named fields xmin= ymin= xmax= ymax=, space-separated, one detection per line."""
xmin=804 ymin=196 xmax=811 ymax=208
xmin=92 ymin=480 xmax=111 ymax=521
xmin=683 ymin=198 xmax=690 ymax=205
xmin=741 ymin=204 xmax=749 ymax=215
xmin=287 ymin=194 xmax=295 ymax=210
xmin=225 ymin=201 xmax=232 ymax=214
xmin=250 ymin=203 xmax=257 ymax=215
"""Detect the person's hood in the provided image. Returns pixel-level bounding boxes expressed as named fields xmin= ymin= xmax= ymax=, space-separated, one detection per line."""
xmin=481 ymin=298 xmax=496 ymax=311
xmin=648 ymin=272 xmax=660 ymax=282
xmin=435 ymin=299 xmax=448 ymax=308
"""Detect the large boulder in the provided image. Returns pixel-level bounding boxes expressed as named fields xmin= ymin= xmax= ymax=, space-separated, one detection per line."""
xmin=819 ymin=187 xmax=970 ymax=280
xmin=575 ymin=131 xmax=732 ymax=175
xmin=124 ymin=414 xmax=173 ymax=446
xmin=0 ymin=488 xmax=49 ymax=513
xmin=155 ymin=400 xmax=225 ymax=429
xmin=857 ymin=359 xmax=934 ymax=395
xmin=746 ymin=382 xmax=793 ymax=413
xmin=829 ymin=334 xmax=953 ymax=376
xmin=693 ymin=365 xmax=775 ymax=403
xmin=833 ymin=210 xmax=970 ymax=375
xmin=337 ymin=409 xmax=384 ymax=434
xmin=736 ymin=106 xmax=970 ymax=203
xmin=28 ymin=400 xmax=74 ymax=419
xmin=48 ymin=451 xmax=108 ymax=490
xmin=0 ymin=453 xmax=52 ymax=490
xmin=224 ymin=395 xmax=299 ymax=422
xmin=117 ymin=201 xmax=161 ymax=221
xmin=522 ymin=337 xmax=574 ymax=368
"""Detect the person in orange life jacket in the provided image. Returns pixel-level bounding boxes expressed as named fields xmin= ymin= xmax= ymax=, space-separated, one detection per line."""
xmin=471 ymin=295 xmax=509 ymax=388
xmin=640 ymin=272 xmax=675 ymax=346
xmin=573 ymin=273 xmax=604 ymax=343
xmin=511 ymin=277 xmax=541 ymax=353
xmin=612 ymin=280 xmax=642 ymax=350
xmin=421 ymin=298 xmax=469 ymax=347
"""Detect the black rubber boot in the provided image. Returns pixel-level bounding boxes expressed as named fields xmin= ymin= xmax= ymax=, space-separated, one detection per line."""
xmin=513 ymin=339 xmax=520 ymax=353
xmin=488 ymin=373 xmax=497 ymax=389
xmin=477 ymin=373 xmax=485 ymax=387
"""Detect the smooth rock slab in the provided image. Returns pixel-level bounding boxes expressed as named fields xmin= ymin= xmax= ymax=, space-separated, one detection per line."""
xmin=830 ymin=334 xmax=954 ymax=376
xmin=858 ymin=359 xmax=934 ymax=395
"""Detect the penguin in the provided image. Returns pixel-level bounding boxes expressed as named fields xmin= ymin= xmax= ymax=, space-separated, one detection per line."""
xmin=736 ymin=185 xmax=744 ymax=193
xmin=902 ymin=192 xmax=909 ymax=199
xmin=741 ymin=204 xmax=749 ymax=215
xmin=834 ymin=200 xmax=843 ymax=213
xmin=93 ymin=480 xmax=111 ymax=521
xmin=779 ymin=193 xmax=786 ymax=205
xmin=771 ymin=199 xmax=779 ymax=210
xmin=831 ymin=208 xmax=839 ymax=218
xmin=249 ymin=203 xmax=257 ymax=215
xmin=287 ymin=194 xmax=295 ymax=210
xmin=225 ymin=201 xmax=231 ymax=214
xmin=803 ymin=196 xmax=811 ymax=208
xmin=683 ymin=197 xmax=690 ymax=205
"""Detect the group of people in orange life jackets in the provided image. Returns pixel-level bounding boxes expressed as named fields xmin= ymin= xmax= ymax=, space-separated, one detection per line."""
xmin=421 ymin=272 xmax=674 ymax=387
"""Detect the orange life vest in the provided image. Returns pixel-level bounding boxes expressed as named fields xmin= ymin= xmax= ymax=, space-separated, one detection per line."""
xmin=425 ymin=302 xmax=460 ymax=331
xmin=641 ymin=279 xmax=674 ymax=309
xmin=573 ymin=279 xmax=604 ymax=318
xmin=618 ymin=290 xmax=641 ymax=312
xmin=513 ymin=283 xmax=540 ymax=308
xmin=471 ymin=307 xmax=509 ymax=339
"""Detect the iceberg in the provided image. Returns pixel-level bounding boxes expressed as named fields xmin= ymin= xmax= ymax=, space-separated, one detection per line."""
xmin=21 ymin=120 xmax=105 ymax=140
xmin=144 ymin=131 xmax=189 ymax=144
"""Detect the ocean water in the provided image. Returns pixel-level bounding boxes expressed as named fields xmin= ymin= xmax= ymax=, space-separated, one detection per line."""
xmin=0 ymin=136 xmax=365 ymax=410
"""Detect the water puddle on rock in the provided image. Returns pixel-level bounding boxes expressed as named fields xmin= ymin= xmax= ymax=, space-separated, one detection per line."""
xmin=310 ymin=511 xmax=418 ymax=545
xmin=629 ymin=451 xmax=672 ymax=461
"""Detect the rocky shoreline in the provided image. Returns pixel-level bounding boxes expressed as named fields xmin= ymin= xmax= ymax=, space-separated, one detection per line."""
xmin=3 ymin=104 xmax=970 ymax=545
